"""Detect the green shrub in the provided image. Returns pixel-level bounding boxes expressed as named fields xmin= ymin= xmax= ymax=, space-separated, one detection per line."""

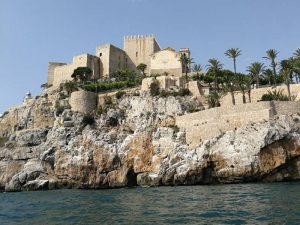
xmin=168 ymin=125 xmax=180 ymax=133
xmin=178 ymin=88 xmax=191 ymax=96
xmin=115 ymin=91 xmax=126 ymax=99
xmin=159 ymin=88 xmax=191 ymax=98
xmin=150 ymin=80 xmax=160 ymax=96
xmin=55 ymin=100 xmax=65 ymax=116
xmin=104 ymin=96 xmax=113 ymax=105
xmin=59 ymin=92 xmax=68 ymax=100
xmin=83 ymin=81 xmax=128 ymax=93
xmin=186 ymin=103 xmax=199 ymax=113
xmin=261 ymin=90 xmax=290 ymax=101
xmin=206 ymin=92 xmax=222 ymax=108
xmin=82 ymin=114 xmax=95 ymax=126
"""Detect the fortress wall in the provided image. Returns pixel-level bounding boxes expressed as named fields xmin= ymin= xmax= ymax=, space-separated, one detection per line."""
xmin=221 ymin=84 xmax=300 ymax=106
xmin=53 ymin=64 xmax=75 ymax=87
xmin=150 ymin=49 xmax=182 ymax=76
xmin=109 ymin=45 xmax=134 ymax=75
xmin=69 ymin=91 xmax=97 ymax=114
xmin=272 ymin=101 xmax=300 ymax=116
xmin=176 ymin=101 xmax=300 ymax=148
xmin=53 ymin=54 xmax=100 ymax=87
xmin=48 ymin=62 xmax=67 ymax=85
xmin=96 ymin=45 xmax=111 ymax=77
xmin=124 ymin=36 xmax=161 ymax=74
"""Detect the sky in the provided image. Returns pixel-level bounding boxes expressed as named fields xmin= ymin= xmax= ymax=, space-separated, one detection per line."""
xmin=0 ymin=0 xmax=299 ymax=113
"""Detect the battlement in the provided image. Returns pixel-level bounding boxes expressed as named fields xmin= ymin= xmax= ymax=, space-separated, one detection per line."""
xmin=123 ymin=34 xmax=155 ymax=40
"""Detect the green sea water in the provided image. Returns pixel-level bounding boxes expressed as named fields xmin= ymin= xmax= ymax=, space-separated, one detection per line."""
xmin=1 ymin=182 xmax=300 ymax=225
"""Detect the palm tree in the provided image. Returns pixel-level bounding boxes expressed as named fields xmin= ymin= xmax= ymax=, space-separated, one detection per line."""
xmin=263 ymin=69 xmax=273 ymax=86
xmin=179 ymin=54 xmax=193 ymax=85
xmin=247 ymin=62 xmax=265 ymax=88
xmin=206 ymin=58 xmax=223 ymax=90
xmin=293 ymin=58 xmax=300 ymax=82
xmin=280 ymin=59 xmax=294 ymax=100
xmin=294 ymin=48 xmax=300 ymax=59
xmin=192 ymin=64 xmax=203 ymax=80
xmin=236 ymin=74 xmax=247 ymax=104
xmin=263 ymin=49 xmax=279 ymax=85
xmin=225 ymin=48 xmax=242 ymax=74
xmin=223 ymin=74 xmax=237 ymax=105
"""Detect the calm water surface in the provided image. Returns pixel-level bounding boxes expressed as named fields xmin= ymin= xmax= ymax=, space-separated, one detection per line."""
xmin=1 ymin=183 xmax=300 ymax=225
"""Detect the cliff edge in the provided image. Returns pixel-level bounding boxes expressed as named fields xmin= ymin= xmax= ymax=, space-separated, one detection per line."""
xmin=1 ymin=89 xmax=300 ymax=191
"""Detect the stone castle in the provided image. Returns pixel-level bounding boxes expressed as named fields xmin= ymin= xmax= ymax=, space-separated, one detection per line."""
xmin=47 ymin=35 xmax=190 ymax=87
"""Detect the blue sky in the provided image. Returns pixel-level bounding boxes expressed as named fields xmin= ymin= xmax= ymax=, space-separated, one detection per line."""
xmin=0 ymin=0 xmax=299 ymax=113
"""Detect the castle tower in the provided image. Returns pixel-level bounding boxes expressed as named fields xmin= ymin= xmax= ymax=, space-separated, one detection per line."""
xmin=123 ymin=35 xmax=161 ymax=75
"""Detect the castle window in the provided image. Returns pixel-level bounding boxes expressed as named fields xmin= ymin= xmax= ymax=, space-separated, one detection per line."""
xmin=136 ymin=52 xmax=138 ymax=57
xmin=99 ymin=53 xmax=102 ymax=57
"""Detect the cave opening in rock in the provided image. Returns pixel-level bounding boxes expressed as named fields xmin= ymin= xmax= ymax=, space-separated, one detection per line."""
xmin=126 ymin=168 xmax=137 ymax=187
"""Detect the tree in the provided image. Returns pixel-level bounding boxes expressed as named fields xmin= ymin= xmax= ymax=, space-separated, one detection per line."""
xmin=294 ymin=48 xmax=300 ymax=59
xmin=206 ymin=58 xmax=223 ymax=90
xmin=203 ymin=74 xmax=214 ymax=87
xmin=235 ymin=73 xmax=248 ymax=104
xmin=64 ymin=81 xmax=77 ymax=95
xmin=71 ymin=67 xmax=93 ymax=83
xmin=247 ymin=62 xmax=265 ymax=88
xmin=179 ymin=54 xmax=193 ymax=85
xmin=280 ymin=59 xmax=294 ymax=100
xmin=293 ymin=58 xmax=300 ymax=82
xmin=263 ymin=69 xmax=273 ymax=86
xmin=192 ymin=64 xmax=203 ymax=80
xmin=225 ymin=48 xmax=242 ymax=74
xmin=206 ymin=91 xmax=222 ymax=108
xmin=222 ymin=72 xmax=237 ymax=105
xmin=263 ymin=49 xmax=279 ymax=85
xmin=137 ymin=63 xmax=147 ymax=77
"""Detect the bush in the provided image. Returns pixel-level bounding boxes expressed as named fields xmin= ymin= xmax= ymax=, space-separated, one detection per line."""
xmin=82 ymin=115 xmax=95 ymax=126
xmin=55 ymin=100 xmax=65 ymax=116
xmin=178 ymin=88 xmax=191 ymax=96
xmin=159 ymin=88 xmax=191 ymax=98
xmin=206 ymin=92 xmax=222 ymax=108
xmin=186 ymin=103 xmax=199 ymax=113
xmin=150 ymin=80 xmax=160 ymax=96
xmin=115 ymin=91 xmax=126 ymax=99
xmin=104 ymin=96 xmax=113 ymax=105
xmin=59 ymin=92 xmax=68 ymax=100
xmin=83 ymin=81 xmax=132 ymax=93
xmin=261 ymin=90 xmax=290 ymax=101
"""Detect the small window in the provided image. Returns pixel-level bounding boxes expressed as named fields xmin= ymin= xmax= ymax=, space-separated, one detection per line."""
xmin=136 ymin=52 xmax=138 ymax=57
xmin=99 ymin=53 xmax=102 ymax=57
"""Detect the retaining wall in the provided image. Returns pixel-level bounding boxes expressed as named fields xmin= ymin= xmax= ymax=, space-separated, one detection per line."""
xmin=176 ymin=101 xmax=300 ymax=148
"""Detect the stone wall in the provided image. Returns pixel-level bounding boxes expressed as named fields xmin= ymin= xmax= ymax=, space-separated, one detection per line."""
xmin=48 ymin=62 xmax=67 ymax=85
xmin=53 ymin=54 xmax=100 ymax=88
xmin=150 ymin=48 xmax=182 ymax=76
xmin=123 ymin=35 xmax=161 ymax=74
xmin=221 ymin=84 xmax=300 ymax=106
xmin=141 ymin=76 xmax=181 ymax=91
xmin=69 ymin=91 xmax=97 ymax=114
xmin=96 ymin=44 xmax=135 ymax=77
xmin=176 ymin=101 xmax=300 ymax=148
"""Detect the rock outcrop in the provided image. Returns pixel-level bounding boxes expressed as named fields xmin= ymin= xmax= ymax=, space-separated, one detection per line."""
xmin=1 ymin=89 xmax=300 ymax=191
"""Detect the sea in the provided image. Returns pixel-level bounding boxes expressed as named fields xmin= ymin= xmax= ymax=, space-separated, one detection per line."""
xmin=1 ymin=182 xmax=300 ymax=225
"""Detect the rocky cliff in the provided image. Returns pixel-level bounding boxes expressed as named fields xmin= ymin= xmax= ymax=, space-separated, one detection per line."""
xmin=1 ymin=89 xmax=300 ymax=191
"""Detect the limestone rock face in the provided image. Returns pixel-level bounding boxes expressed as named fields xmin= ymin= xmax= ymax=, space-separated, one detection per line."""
xmin=1 ymin=90 xmax=300 ymax=191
